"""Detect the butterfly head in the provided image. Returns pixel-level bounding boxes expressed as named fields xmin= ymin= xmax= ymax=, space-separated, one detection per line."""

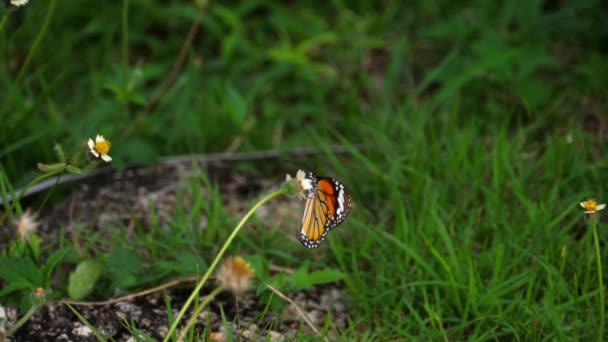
xmin=293 ymin=169 xmax=317 ymax=199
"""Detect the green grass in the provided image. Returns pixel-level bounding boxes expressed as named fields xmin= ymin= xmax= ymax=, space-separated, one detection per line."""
xmin=2 ymin=0 xmax=608 ymax=340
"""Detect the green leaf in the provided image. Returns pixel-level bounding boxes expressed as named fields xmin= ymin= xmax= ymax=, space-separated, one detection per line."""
xmin=224 ymin=84 xmax=248 ymax=126
xmin=268 ymin=265 xmax=345 ymax=292
xmin=41 ymin=248 xmax=69 ymax=287
xmin=0 ymin=281 xmax=37 ymax=297
xmin=291 ymin=268 xmax=345 ymax=291
xmin=296 ymin=32 xmax=338 ymax=54
xmin=53 ymin=143 xmax=66 ymax=162
xmin=0 ymin=257 xmax=43 ymax=286
xmin=68 ymin=259 xmax=105 ymax=300
xmin=157 ymin=251 xmax=207 ymax=277
xmin=106 ymin=248 xmax=142 ymax=290
xmin=268 ymin=47 xmax=309 ymax=66
xmin=245 ymin=254 xmax=268 ymax=282
xmin=8 ymin=235 xmax=42 ymax=262
xmin=66 ymin=165 xmax=82 ymax=174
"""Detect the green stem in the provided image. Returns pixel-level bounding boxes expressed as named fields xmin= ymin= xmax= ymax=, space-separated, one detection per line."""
xmin=0 ymin=169 xmax=63 ymax=225
xmin=177 ymin=286 xmax=224 ymax=342
xmin=592 ymin=221 xmax=605 ymax=341
xmin=16 ymin=0 xmax=57 ymax=83
xmin=0 ymin=11 xmax=9 ymax=35
xmin=163 ymin=187 xmax=289 ymax=342
xmin=122 ymin=0 xmax=129 ymax=83
xmin=6 ymin=304 xmax=41 ymax=336
xmin=37 ymin=175 xmax=62 ymax=212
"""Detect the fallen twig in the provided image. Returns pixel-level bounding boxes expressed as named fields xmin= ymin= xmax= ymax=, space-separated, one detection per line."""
xmin=265 ymin=284 xmax=328 ymax=341
xmin=61 ymin=275 xmax=197 ymax=306
xmin=1 ymin=144 xmax=363 ymax=205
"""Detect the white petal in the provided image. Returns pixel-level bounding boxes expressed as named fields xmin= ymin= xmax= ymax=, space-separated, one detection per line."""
xmin=580 ymin=202 xmax=586 ymax=208
xmin=301 ymin=177 xmax=313 ymax=191
xmin=87 ymin=139 xmax=95 ymax=150
xmin=90 ymin=150 xmax=99 ymax=157
xmin=96 ymin=135 xmax=105 ymax=143
xmin=101 ymin=154 xmax=112 ymax=162
xmin=11 ymin=0 xmax=29 ymax=6
xmin=296 ymin=169 xmax=306 ymax=181
xmin=597 ymin=204 xmax=606 ymax=211
xmin=285 ymin=174 xmax=293 ymax=182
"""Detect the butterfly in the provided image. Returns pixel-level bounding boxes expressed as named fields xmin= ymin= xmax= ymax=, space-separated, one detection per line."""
xmin=298 ymin=170 xmax=352 ymax=248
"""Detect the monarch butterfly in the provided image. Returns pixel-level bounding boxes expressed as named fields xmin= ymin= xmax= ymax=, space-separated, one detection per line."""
xmin=298 ymin=170 xmax=352 ymax=248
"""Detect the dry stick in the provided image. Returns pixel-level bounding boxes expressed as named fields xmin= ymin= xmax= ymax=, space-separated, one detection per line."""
xmin=62 ymin=276 xmax=198 ymax=306
xmin=0 ymin=144 xmax=363 ymax=205
xmin=59 ymin=265 xmax=290 ymax=306
xmin=268 ymin=264 xmax=295 ymax=275
xmin=122 ymin=2 xmax=208 ymax=138
xmin=265 ymin=284 xmax=328 ymax=342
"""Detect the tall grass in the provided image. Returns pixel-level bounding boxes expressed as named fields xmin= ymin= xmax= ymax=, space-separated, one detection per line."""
xmin=1 ymin=0 xmax=608 ymax=340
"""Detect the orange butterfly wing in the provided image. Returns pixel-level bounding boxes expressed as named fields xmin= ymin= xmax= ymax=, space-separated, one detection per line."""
xmin=299 ymin=176 xmax=352 ymax=248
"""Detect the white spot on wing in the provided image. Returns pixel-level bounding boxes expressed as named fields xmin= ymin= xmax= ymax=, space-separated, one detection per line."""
xmin=336 ymin=181 xmax=345 ymax=215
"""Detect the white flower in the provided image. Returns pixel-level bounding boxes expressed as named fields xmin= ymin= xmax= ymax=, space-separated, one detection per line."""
xmin=580 ymin=199 xmax=606 ymax=215
xmin=10 ymin=0 xmax=29 ymax=6
xmin=296 ymin=170 xmax=313 ymax=193
xmin=216 ymin=256 xmax=254 ymax=296
xmin=15 ymin=208 xmax=40 ymax=240
xmin=286 ymin=169 xmax=314 ymax=200
xmin=87 ymin=135 xmax=112 ymax=162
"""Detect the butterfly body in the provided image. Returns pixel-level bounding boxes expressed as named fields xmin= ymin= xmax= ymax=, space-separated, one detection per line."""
xmin=299 ymin=171 xmax=352 ymax=248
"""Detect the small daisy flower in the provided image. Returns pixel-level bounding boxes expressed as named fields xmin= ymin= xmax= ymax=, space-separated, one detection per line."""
xmin=9 ymin=0 xmax=29 ymax=7
xmin=87 ymin=135 xmax=112 ymax=162
xmin=30 ymin=287 xmax=47 ymax=304
xmin=14 ymin=208 xmax=40 ymax=240
xmin=34 ymin=287 xmax=45 ymax=298
xmin=216 ymin=256 xmax=254 ymax=297
xmin=286 ymin=169 xmax=314 ymax=200
xmin=580 ymin=199 xmax=606 ymax=215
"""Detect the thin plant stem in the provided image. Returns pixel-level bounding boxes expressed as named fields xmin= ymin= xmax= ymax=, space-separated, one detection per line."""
xmin=163 ymin=186 xmax=289 ymax=342
xmin=592 ymin=220 xmax=604 ymax=341
xmin=177 ymin=286 xmax=224 ymax=342
xmin=16 ymin=0 xmax=57 ymax=83
xmin=64 ymin=303 xmax=108 ymax=342
xmin=0 ymin=11 xmax=9 ymax=35
xmin=6 ymin=304 xmax=41 ymax=336
xmin=37 ymin=175 xmax=61 ymax=212
xmin=0 ymin=169 xmax=63 ymax=225
xmin=122 ymin=0 xmax=129 ymax=83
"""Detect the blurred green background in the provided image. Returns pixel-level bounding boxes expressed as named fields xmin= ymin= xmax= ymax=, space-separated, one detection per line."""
xmin=2 ymin=0 xmax=608 ymax=340
xmin=2 ymin=0 xmax=605 ymax=184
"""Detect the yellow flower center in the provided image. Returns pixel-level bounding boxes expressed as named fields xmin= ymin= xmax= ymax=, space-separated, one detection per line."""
xmin=95 ymin=140 xmax=111 ymax=155
xmin=583 ymin=199 xmax=599 ymax=211
xmin=231 ymin=256 xmax=254 ymax=278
